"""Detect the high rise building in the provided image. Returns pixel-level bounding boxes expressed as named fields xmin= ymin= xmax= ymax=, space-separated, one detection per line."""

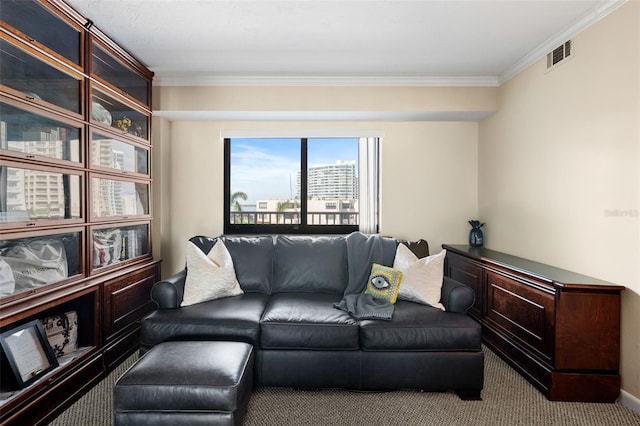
xmin=4 ymin=129 xmax=73 ymax=219
xmin=296 ymin=160 xmax=357 ymax=200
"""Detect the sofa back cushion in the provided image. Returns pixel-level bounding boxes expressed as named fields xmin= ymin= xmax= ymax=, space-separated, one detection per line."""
xmin=272 ymin=235 xmax=347 ymax=294
xmin=189 ymin=236 xmax=273 ymax=294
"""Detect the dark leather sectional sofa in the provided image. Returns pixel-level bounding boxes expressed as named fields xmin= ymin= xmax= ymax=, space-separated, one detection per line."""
xmin=140 ymin=234 xmax=484 ymax=399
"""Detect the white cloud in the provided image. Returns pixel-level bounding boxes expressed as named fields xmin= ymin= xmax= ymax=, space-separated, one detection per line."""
xmin=231 ymin=143 xmax=299 ymax=202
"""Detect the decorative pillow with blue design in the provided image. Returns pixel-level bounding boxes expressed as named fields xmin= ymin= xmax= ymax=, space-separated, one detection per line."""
xmin=365 ymin=263 xmax=402 ymax=304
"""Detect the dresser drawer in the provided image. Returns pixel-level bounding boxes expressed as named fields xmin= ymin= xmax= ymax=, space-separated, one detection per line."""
xmin=485 ymin=269 xmax=555 ymax=363
xmin=103 ymin=264 xmax=158 ymax=340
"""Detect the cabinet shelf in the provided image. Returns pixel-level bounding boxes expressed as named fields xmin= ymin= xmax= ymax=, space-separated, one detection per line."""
xmin=0 ymin=0 xmax=84 ymax=70
xmin=90 ymin=222 xmax=150 ymax=272
xmin=90 ymin=85 xmax=150 ymax=141
xmin=91 ymin=39 xmax=150 ymax=107
xmin=89 ymin=131 xmax=149 ymax=177
xmin=0 ymin=36 xmax=83 ymax=118
xmin=0 ymin=346 xmax=97 ymax=407
xmin=0 ymin=96 xmax=83 ymax=167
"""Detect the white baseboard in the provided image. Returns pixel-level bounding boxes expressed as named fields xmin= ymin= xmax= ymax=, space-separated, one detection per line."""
xmin=620 ymin=389 xmax=640 ymax=415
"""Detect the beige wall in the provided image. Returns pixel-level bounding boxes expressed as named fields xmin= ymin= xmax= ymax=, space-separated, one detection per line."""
xmin=152 ymin=85 xmax=493 ymax=274
xmin=151 ymin=116 xmax=171 ymax=263
xmin=155 ymin=85 xmax=496 ymax=113
xmin=154 ymin=119 xmax=479 ymax=276
xmin=478 ymin=1 xmax=639 ymax=399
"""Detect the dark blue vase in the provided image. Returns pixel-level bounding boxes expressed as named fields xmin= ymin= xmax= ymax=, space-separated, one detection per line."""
xmin=469 ymin=228 xmax=484 ymax=247
xmin=468 ymin=220 xmax=485 ymax=247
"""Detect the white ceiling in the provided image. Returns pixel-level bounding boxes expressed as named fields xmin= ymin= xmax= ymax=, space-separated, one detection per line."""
xmin=65 ymin=0 xmax=624 ymax=87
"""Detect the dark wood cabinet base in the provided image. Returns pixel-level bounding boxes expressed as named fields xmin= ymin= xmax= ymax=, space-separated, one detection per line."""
xmin=443 ymin=244 xmax=624 ymax=403
xmin=549 ymin=372 xmax=621 ymax=403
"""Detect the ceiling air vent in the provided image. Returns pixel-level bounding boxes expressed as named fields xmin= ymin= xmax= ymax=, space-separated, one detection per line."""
xmin=547 ymin=40 xmax=572 ymax=69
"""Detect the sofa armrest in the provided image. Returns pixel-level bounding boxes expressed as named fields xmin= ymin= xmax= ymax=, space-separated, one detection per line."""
xmin=440 ymin=276 xmax=475 ymax=314
xmin=151 ymin=269 xmax=187 ymax=309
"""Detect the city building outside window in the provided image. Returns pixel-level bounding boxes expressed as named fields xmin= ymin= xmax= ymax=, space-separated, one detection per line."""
xmin=224 ymin=137 xmax=379 ymax=234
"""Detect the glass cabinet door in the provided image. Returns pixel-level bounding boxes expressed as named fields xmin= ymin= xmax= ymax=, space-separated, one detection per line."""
xmin=90 ymin=176 xmax=149 ymax=219
xmin=0 ymin=0 xmax=82 ymax=67
xmin=0 ymin=163 xmax=82 ymax=226
xmin=0 ymin=100 xmax=82 ymax=164
xmin=0 ymin=38 xmax=82 ymax=115
xmin=90 ymin=132 xmax=149 ymax=176
xmin=0 ymin=229 xmax=83 ymax=298
xmin=91 ymin=223 xmax=149 ymax=270
xmin=92 ymin=41 xmax=149 ymax=106
xmin=91 ymin=88 xmax=149 ymax=141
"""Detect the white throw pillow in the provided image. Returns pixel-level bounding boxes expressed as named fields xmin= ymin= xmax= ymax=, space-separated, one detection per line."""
xmin=181 ymin=240 xmax=243 ymax=307
xmin=393 ymin=244 xmax=446 ymax=311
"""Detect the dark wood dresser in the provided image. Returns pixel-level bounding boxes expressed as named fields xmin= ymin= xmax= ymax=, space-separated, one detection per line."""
xmin=443 ymin=244 xmax=624 ymax=403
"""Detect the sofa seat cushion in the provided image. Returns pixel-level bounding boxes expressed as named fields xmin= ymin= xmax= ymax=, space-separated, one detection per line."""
xmin=359 ymin=300 xmax=482 ymax=351
xmin=260 ymin=293 xmax=359 ymax=350
xmin=141 ymin=293 xmax=269 ymax=348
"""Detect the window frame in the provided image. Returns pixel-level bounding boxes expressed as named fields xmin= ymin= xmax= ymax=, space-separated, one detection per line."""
xmin=224 ymin=137 xmax=360 ymax=235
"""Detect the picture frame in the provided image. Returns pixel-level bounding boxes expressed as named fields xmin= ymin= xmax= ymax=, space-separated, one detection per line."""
xmin=0 ymin=320 xmax=59 ymax=389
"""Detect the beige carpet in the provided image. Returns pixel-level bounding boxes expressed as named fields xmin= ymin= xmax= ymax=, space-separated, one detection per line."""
xmin=50 ymin=347 xmax=640 ymax=426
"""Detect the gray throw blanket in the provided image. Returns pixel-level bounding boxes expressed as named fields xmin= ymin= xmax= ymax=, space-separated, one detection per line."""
xmin=334 ymin=232 xmax=398 ymax=320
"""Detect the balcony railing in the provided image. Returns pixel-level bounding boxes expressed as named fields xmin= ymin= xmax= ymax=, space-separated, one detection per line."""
xmin=230 ymin=211 xmax=358 ymax=226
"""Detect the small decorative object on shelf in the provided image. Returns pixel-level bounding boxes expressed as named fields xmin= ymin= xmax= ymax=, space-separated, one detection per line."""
xmin=468 ymin=220 xmax=485 ymax=247
xmin=41 ymin=311 xmax=78 ymax=358
xmin=114 ymin=116 xmax=132 ymax=133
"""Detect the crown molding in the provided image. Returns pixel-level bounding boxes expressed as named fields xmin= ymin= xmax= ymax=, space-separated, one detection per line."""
xmin=154 ymin=75 xmax=500 ymax=87
xmin=499 ymin=0 xmax=627 ymax=84
xmin=153 ymin=110 xmax=494 ymax=122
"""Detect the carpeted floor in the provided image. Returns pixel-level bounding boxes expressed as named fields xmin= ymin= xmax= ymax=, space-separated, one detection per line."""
xmin=50 ymin=346 xmax=640 ymax=426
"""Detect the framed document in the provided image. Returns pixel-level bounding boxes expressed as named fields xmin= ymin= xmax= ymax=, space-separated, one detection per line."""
xmin=0 ymin=320 xmax=58 ymax=388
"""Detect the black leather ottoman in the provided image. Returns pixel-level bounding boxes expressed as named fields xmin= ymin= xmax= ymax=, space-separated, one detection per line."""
xmin=114 ymin=341 xmax=254 ymax=426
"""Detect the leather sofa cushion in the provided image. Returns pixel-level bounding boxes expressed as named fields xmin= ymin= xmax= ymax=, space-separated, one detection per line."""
xmin=140 ymin=293 xmax=268 ymax=348
xmin=272 ymin=235 xmax=347 ymax=293
xmin=222 ymin=236 xmax=273 ymax=294
xmin=260 ymin=293 xmax=359 ymax=350
xmin=189 ymin=235 xmax=274 ymax=294
xmin=359 ymin=300 xmax=482 ymax=351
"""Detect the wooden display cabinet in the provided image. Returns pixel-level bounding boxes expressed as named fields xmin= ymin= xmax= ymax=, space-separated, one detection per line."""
xmin=0 ymin=1 xmax=157 ymax=424
xmin=443 ymin=244 xmax=624 ymax=403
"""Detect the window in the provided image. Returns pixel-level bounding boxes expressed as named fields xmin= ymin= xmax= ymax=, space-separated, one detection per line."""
xmin=224 ymin=136 xmax=379 ymax=234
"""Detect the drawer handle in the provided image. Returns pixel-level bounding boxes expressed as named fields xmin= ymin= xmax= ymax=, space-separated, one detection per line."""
xmin=26 ymin=222 xmax=37 ymax=226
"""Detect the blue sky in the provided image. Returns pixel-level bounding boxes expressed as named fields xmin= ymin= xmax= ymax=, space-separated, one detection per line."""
xmin=230 ymin=137 xmax=358 ymax=204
